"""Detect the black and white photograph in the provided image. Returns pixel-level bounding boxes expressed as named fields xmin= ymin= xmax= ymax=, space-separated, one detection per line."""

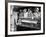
xmin=8 ymin=2 xmax=45 ymax=35
xmin=10 ymin=6 xmax=41 ymax=31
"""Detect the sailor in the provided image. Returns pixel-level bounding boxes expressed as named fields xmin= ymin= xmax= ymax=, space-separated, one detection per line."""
xmin=33 ymin=8 xmax=41 ymax=19
xmin=23 ymin=8 xmax=28 ymax=18
xmin=28 ymin=9 xmax=34 ymax=19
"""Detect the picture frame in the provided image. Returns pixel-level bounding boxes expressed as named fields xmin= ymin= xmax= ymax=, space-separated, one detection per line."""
xmin=5 ymin=1 xmax=45 ymax=37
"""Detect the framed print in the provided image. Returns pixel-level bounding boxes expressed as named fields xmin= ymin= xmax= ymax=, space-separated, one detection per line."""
xmin=5 ymin=1 xmax=45 ymax=36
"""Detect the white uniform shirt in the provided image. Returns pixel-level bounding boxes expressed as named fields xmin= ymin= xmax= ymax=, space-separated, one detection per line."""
xmin=24 ymin=12 xmax=28 ymax=18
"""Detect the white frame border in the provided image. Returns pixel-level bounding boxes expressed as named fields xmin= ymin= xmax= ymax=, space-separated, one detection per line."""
xmin=8 ymin=2 xmax=43 ymax=35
